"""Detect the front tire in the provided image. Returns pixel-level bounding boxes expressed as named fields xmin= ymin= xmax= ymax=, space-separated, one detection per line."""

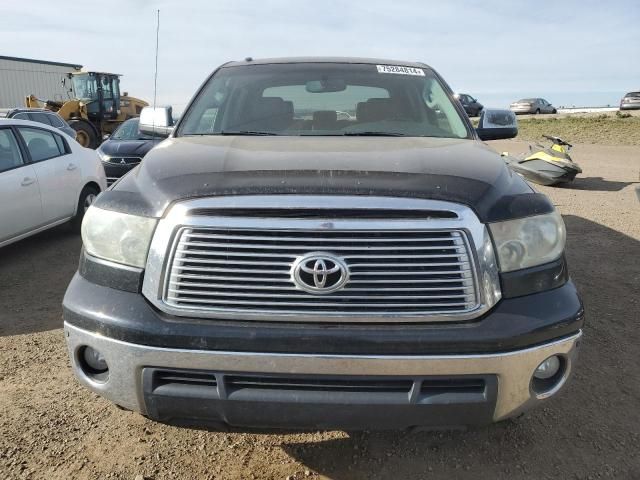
xmin=71 ymin=186 xmax=99 ymax=232
xmin=535 ymin=109 xmax=541 ymax=115
xmin=68 ymin=119 xmax=99 ymax=149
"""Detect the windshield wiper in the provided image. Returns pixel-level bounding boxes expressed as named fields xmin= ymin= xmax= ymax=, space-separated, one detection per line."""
xmin=219 ymin=130 xmax=278 ymax=136
xmin=342 ymin=131 xmax=406 ymax=137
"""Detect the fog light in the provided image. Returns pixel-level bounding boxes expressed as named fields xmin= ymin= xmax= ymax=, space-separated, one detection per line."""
xmin=82 ymin=346 xmax=108 ymax=373
xmin=534 ymin=355 xmax=561 ymax=380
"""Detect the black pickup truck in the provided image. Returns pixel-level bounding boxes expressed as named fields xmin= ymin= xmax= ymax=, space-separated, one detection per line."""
xmin=63 ymin=57 xmax=583 ymax=430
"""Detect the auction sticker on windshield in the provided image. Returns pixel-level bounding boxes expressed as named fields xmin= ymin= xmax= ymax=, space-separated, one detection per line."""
xmin=376 ymin=65 xmax=425 ymax=76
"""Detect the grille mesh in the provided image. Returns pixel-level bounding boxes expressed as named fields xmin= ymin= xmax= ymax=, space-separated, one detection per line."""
xmin=164 ymin=227 xmax=478 ymax=316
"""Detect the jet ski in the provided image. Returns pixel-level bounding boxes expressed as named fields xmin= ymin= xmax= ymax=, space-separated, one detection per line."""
xmin=506 ymin=135 xmax=582 ymax=186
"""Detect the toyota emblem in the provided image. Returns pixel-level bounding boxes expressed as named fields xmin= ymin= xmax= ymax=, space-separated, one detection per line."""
xmin=291 ymin=252 xmax=349 ymax=294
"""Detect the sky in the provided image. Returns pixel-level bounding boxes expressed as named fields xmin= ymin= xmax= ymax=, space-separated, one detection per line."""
xmin=1 ymin=0 xmax=638 ymax=112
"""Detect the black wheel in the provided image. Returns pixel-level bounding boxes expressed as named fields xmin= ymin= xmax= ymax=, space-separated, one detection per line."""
xmin=552 ymin=108 xmax=557 ymax=114
xmin=535 ymin=109 xmax=541 ymax=115
xmin=68 ymin=119 xmax=98 ymax=149
xmin=71 ymin=185 xmax=99 ymax=232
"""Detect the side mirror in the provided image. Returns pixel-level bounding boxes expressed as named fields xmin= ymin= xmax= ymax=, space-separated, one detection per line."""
xmin=476 ymin=109 xmax=518 ymax=141
xmin=139 ymin=106 xmax=175 ymax=137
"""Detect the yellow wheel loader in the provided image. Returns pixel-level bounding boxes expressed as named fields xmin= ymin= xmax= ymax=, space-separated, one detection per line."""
xmin=25 ymin=72 xmax=148 ymax=148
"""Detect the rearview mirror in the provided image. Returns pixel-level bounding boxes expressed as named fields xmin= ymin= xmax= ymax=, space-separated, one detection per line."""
xmin=305 ymin=78 xmax=347 ymax=93
xmin=476 ymin=109 xmax=518 ymax=141
xmin=139 ymin=106 xmax=175 ymax=137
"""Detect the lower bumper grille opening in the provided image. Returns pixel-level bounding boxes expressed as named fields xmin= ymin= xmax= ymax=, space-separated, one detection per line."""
xmin=225 ymin=375 xmax=414 ymax=393
xmin=153 ymin=369 xmax=218 ymax=389
xmin=147 ymin=369 xmax=486 ymax=397
xmin=420 ymin=378 xmax=486 ymax=395
xmin=142 ymin=368 xmax=498 ymax=428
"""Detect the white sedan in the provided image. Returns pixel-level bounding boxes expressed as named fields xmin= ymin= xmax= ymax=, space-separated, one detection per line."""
xmin=0 ymin=118 xmax=107 ymax=247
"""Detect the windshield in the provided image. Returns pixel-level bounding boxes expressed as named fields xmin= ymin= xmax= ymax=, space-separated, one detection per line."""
xmin=71 ymin=74 xmax=99 ymax=101
xmin=111 ymin=118 xmax=155 ymax=140
xmin=179 ymin=63 xmax=470 ymax=138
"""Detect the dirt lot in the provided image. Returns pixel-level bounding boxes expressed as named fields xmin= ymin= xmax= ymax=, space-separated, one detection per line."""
xmin=1 ymin=141 xmax=639 ymax=480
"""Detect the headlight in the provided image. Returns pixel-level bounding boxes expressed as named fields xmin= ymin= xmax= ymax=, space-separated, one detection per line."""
xmin=96 ymin=149 xmax=110 ymax=162
xmin=81 ymin=206 xmax=157 ymax=268
xmin=489 ymin=211 xmax=566 ymax=272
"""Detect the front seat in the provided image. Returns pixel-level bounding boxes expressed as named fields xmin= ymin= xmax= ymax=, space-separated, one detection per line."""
xmin=242 ymin=97 xmax=294 ymax=132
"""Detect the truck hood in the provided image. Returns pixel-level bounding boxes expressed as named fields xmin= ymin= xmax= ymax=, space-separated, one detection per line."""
xmin=97 ymin=135 xmax=552 ymax=222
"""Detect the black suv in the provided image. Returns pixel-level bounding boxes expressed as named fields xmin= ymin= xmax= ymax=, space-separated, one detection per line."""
xmin=0 ymin=108 xmax=76 ymax=139
xmin=63 ymin=57 xmax=583 ymax=430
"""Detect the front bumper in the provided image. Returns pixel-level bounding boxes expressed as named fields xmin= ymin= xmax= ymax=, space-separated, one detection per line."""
xmin=65 ymin=322 xmax=581 ymax=429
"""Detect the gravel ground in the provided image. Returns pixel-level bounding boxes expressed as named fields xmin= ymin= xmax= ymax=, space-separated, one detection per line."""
xmin=1 ymin=141 xmax=639 ymax=480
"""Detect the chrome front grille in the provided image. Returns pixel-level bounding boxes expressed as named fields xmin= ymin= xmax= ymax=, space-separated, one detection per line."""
xmin=165 ymin=227 xmax=477 ymax=314
xmin=107 ymin=156 xmax=142 ymax=165
xmin=142 ymin=195 xmax=501 ymax=323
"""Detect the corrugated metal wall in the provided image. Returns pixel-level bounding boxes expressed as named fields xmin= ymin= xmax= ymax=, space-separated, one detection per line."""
xmin=0 ymin=58 xmax=81 ymax=108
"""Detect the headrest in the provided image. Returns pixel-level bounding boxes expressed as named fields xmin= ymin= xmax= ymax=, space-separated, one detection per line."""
xmin=356 ymin=98 xmax=397 ymax=123
xmin=247 ymin=97 xmax=294 ymax=130
xmin=253 ymin=97 xmax=288 ymax=116
xmin=28 ymin=138 xmax=49 ymax=150
xmin=28 ymin=138 xmax=52 ymax=158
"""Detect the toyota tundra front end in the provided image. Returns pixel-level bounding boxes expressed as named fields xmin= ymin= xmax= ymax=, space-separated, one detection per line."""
xmin=63 ymin=57 xmax=583 ymax=430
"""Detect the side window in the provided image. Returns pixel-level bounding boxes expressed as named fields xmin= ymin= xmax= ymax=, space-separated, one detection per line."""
xmin=195 ymin=108 xmax=219 ymax=134
xmin=12 ymin=112 xmax=30 ymax=120
xmin=422 ymin=79 xmax=468 ymax=139
xmin=18 ymin=127 xmax=65 ymax=162
xmin=0 ymin=129 xmax=24 ymax=173
xmin=46 ymin=114 xmax=65 ymax=128
xmin=53 ymin=133 xmax=69 ymax=154
xmin=29 ymin=112 xmax=52 ymax=126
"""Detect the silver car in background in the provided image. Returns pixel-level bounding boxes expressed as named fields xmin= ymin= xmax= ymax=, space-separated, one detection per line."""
xmin=619 ymin=91 xmax=640 ymax=110
xmin=510 ymin=98 xmax=557 ymax=115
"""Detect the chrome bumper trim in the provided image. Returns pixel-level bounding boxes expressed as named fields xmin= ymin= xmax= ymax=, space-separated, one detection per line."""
xmin=65 ymin=322 xmax=581 ymax=423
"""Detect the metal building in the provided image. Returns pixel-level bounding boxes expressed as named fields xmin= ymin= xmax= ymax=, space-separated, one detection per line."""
xmin=0 ymin=55 xmax=82 ymax=108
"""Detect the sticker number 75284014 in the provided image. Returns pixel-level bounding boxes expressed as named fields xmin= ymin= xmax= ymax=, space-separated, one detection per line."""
xmin=376 ymin=65 xmax=425 ymax=76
